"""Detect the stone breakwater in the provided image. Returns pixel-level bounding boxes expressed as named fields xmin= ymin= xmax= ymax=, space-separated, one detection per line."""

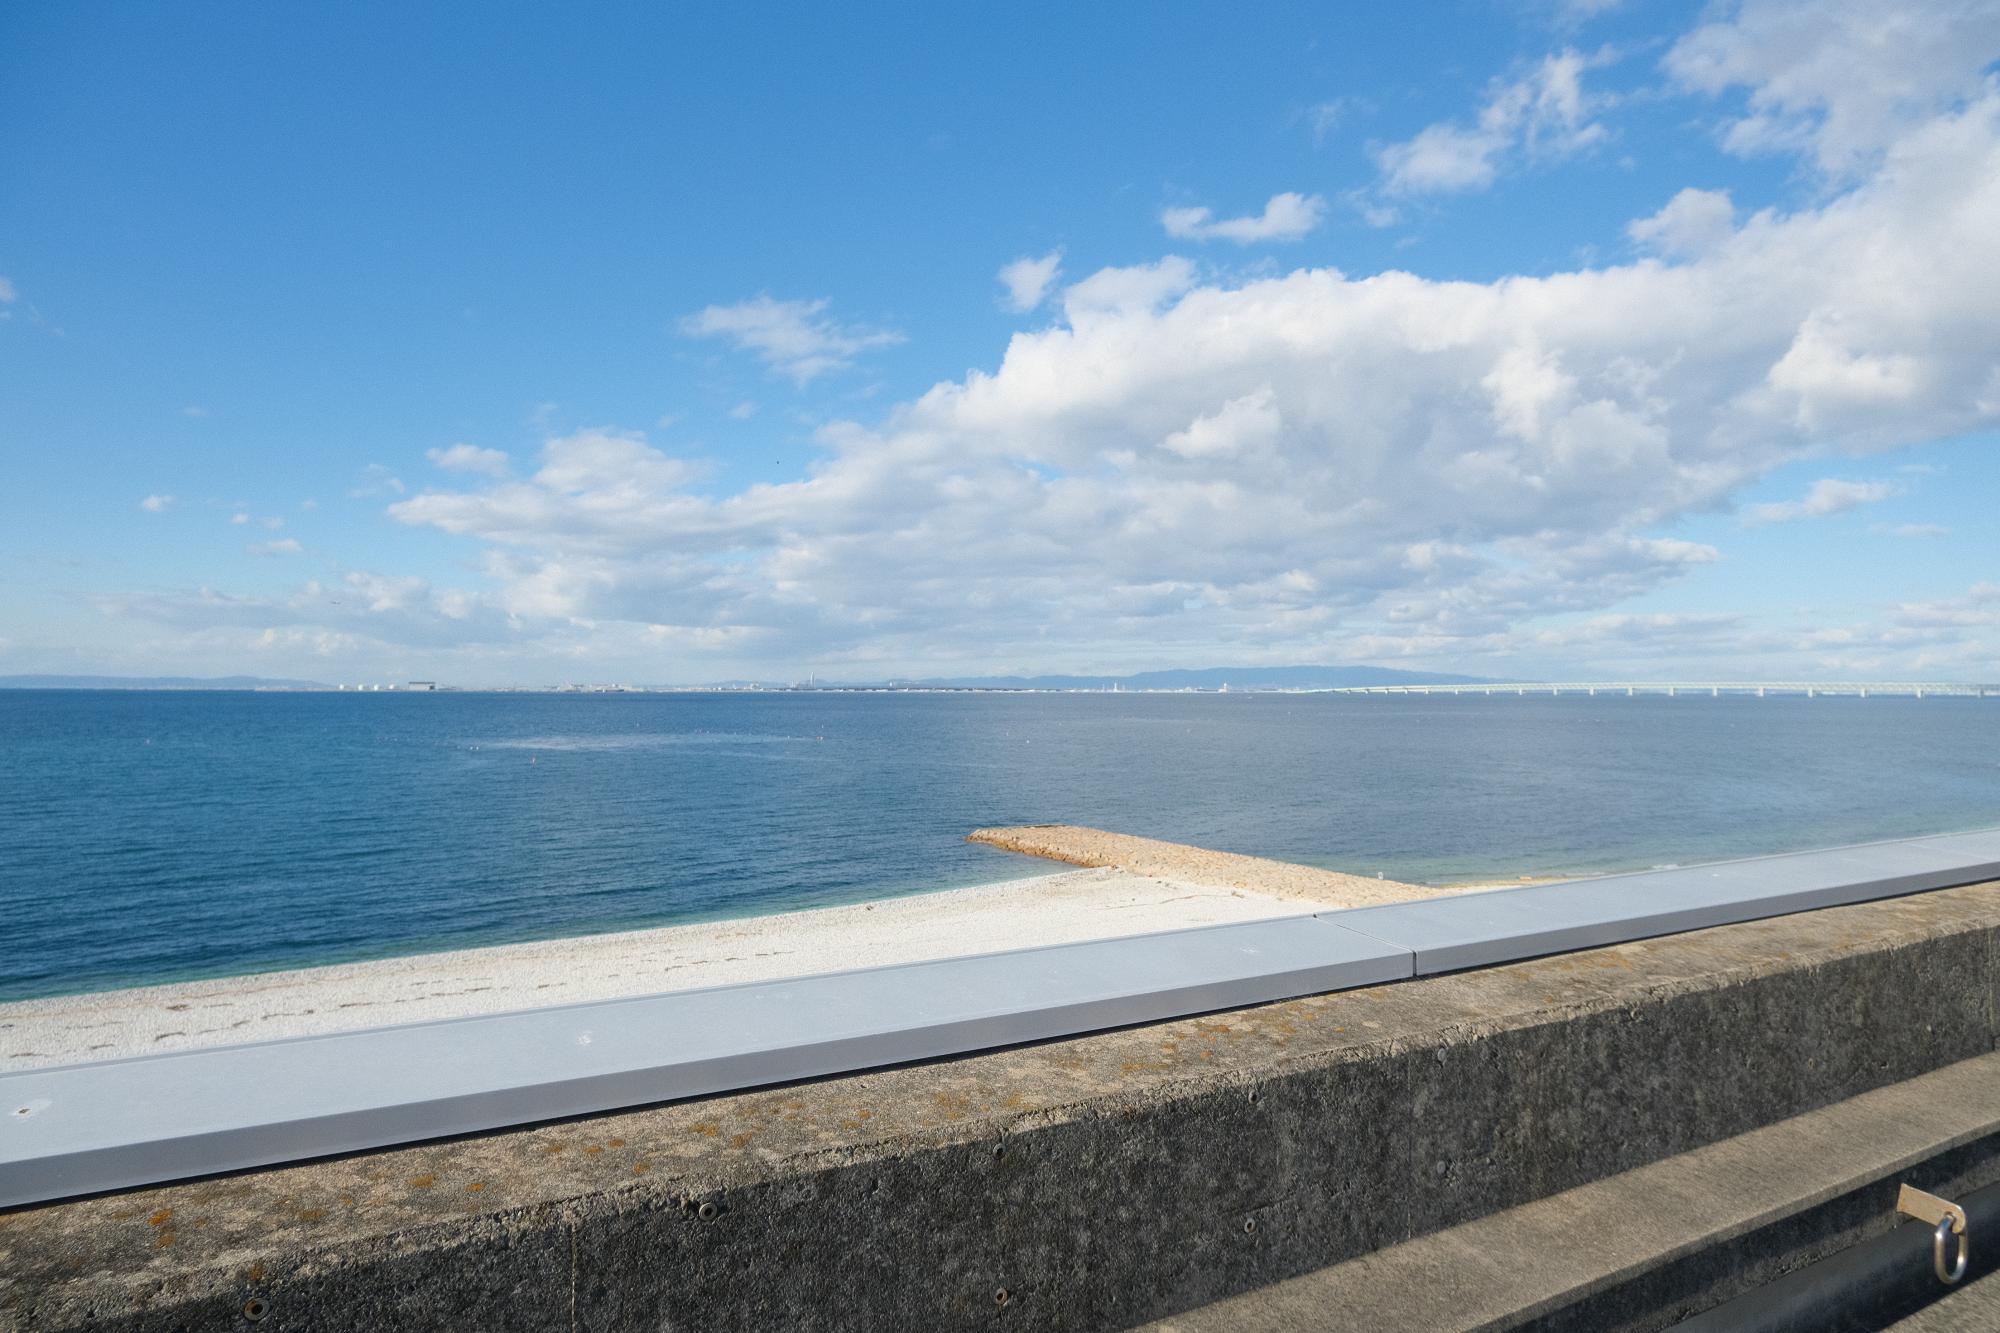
xmin=969 ymin=824 xmax=1457 ymax=908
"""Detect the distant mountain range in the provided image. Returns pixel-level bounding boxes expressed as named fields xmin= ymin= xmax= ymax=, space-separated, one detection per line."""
xmin=0 ymin=675 xmax=333 ymax=691
xmin=875 ymin=665 xmax=1492 ymax=691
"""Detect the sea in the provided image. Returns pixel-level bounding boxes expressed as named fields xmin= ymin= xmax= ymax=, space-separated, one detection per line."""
xmin=3 ymin=688 xmax=1998 ymax=1002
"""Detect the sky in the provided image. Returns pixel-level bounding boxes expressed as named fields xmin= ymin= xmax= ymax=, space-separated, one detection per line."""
xmin=2 ymin=1 xmax=1997 ymax=686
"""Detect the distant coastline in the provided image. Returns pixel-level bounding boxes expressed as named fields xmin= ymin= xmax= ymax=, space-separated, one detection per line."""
xmin=0 ymin=665 xmax=1493 ymax=695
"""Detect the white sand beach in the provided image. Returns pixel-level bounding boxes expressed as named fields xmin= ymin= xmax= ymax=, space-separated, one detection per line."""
xmin=1 ymin=827 xmax=1499 ymax=1071
xmin=0 ymin=867 xmax=1329 ymax=1070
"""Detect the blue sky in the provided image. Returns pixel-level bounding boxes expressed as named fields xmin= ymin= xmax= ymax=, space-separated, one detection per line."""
xmin=3 ymin=1 xmax=1996 ymax=684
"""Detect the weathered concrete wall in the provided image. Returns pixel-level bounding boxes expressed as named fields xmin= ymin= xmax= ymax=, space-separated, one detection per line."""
xmin=2 ymin=882 xmax=1996 ymax=1332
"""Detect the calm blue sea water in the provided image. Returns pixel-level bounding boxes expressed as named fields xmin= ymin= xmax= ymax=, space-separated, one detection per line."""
xmin=3 ymin=689 xmax=1998 ymax=1001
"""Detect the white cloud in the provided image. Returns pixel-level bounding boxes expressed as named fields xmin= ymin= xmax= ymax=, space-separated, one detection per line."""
xmin=182 ymin=405 xmax=209 ymax=419
xmin=728 ymin=401 xmax=758 ymax=420
xmin=680 ymin=295 xmax=904 ymax=384
xmin=1060 ymin=257 xmax=1197 ymax=319
xmin=427 ymin=443 xmax=511 ymax=477
xmin=247 ymin=539 xmax=305 ymax=556
xmin=230 ymin=512 xmax=250 ymax=525
xmin=139 ymin=494 xmax=174 ymax=513
xmin=0 ymin=276 xmax=15 ymax=303
xmin=100 ymin=571 xmax=525 ymax=661
xmin=1627 ymin=187 xmax=1738 ymax=257
xmin=1892 ymin=583 xmax=2000 ymax=635
xmin=385 ymin=57 xmax=1995 ymax=674
xmin=1375 ymin=48 xmax=1612 ymax=195
xmin=1161 ymin=388 xmax=1282 ymax=459
xmin=111 ymin=2 xmax=2000 ymax=680
xmin=1742 ymin=478 xmax=1897 ymax=525
xmin=1160 ymin=192 xmax=1328 ymax=244
xmin=996 ymin=251 xmax=1064 ymax=312
xmin=1665 ymin=0 xmax=2000 ymax=177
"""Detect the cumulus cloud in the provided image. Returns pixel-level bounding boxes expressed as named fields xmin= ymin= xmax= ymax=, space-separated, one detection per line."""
xmin=681 ymin=295 xmax=904 ymax=384
xmin=1742 ymin=478 xmax=1897 ymax=524
xmin=1060 ymin=257 xmax=1197 ymax=318
xmin=1665 ymin=0 xmax=2000 ymax=177
xmin=114 ymin=1 xmax=2000 ymax=680
xmin=1160 ymin=192 xmax=1327 ymax=243
xmin=996 ymin=251 xmax=1064 ymax=312
xmin=1375 ymin=48 xmax=1612 ymax=195
xmin=427 ymin=443 xmax=511 ymax=477
xmin=1628 ymin=187 xmax=1738 ymax=257
xmin=380 ymin=49 xmax=1996 ymax=671
xmin=139 ymin=494 xmax=174 ymax=513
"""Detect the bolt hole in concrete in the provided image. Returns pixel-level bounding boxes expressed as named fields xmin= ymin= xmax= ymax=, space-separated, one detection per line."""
xmin=1244 ymin=1219 xmax=1258 ymax=1235
xmin=994 ymin=1288 xmax=1011 ymax=1307
xmin=697 ymin=1201 xmax=720 ymax=1221
xmin=241 ymin=1298 xmax=267 ymax=1322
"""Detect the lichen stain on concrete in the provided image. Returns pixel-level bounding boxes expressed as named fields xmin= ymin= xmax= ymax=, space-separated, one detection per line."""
xmin=408 ymin=1174 xmax=436 ymax=1189
xmin=1521 ymin=951 xmax=1636 ymax=976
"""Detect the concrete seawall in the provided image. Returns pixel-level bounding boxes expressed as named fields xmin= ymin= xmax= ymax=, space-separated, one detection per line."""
xmin=3 ymin=881 xmax=1996 ymax=1330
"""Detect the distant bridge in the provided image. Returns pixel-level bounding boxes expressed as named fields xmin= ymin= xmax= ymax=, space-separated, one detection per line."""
xmin=1322 ymin=681 xmax=1996 ymax=698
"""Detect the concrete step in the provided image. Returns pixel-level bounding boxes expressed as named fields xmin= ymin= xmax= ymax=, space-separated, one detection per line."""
xmin=1886 ymin=1268 xmax=2000 ymax=1331
xmin=1143 ymin=1052 xmax=2000 ymax=1332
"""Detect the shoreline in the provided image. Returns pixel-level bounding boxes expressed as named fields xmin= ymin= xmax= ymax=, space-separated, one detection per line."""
xmin=0 ymin=866 xmax=1363 ymax=1070
xmin=1 ymin=825 xmax=1589 ymax=1072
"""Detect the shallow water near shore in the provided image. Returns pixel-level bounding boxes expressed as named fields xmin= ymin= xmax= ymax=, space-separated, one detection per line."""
xmin=4 ymin=688 xmax=1998 ymax=1001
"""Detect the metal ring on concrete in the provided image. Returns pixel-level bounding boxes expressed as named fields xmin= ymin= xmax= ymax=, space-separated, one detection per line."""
xmin=1934 ymin=1214 xmax=1969 ymax=1285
